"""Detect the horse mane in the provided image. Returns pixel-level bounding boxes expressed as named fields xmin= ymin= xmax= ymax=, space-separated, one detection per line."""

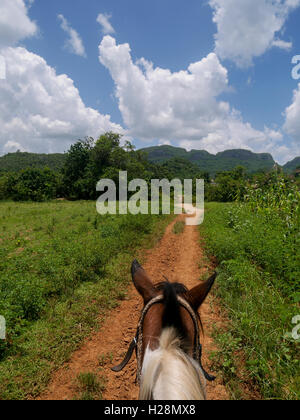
xmin=139 ymin=281 xmax=207 ymax=400
xmin=139 ymin=327 xmax=206 ymax=400
xmin=154 ymin=281 xmax=203 ymax=336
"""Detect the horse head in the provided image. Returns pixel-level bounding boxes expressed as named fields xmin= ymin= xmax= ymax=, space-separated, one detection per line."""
xmin=131 ymin=259 xmax=217 ymax=400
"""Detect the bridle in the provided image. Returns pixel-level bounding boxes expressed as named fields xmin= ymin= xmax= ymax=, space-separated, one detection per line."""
xmin=111 ymin=294 xmax=216 ymax=384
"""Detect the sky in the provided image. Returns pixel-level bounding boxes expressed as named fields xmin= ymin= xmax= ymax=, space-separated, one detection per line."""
xmin=0 ymin=0 xmax=300 ymax=164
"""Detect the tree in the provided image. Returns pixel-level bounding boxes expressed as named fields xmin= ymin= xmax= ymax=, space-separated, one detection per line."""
xmin=0 ymin=173 xmax=13 ymax=200
xmin=12 ymin=168 xmax=58 ymax=202
xmin=61 ymin=137 xmax=94 ymax=198
xmin=205 ymin=166 xmax=246 ymax=202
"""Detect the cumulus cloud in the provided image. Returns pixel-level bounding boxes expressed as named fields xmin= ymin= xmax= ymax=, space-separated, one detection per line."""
xmin=209 ymin=0 xmax=300 ymax=67
xmin=283 ymin=83 xmax=300 ymax=142
xmin=0 ymin=1 xmax=124 ymax=154
xmin=98 ymin=36 xmax=292 ymax=162
xmin=58 ymin=14 xmax=86 ymax=57
xmin=99 ymin=36 xmax=229 ymax=139
xmin=0 ymin=0 xmax=37 ymax=49
xmin=97 ymin=13 xmax=115 ymax=35
xmin=0 ymin=47 xmax=124 ymax=154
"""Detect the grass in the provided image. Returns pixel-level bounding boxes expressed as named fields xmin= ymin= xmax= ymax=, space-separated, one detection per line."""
xmin=172 ymin=221 xmax=185 ymax=235
xmin=98 ymin=352 xmax=114 ymax=367
xmin=0 ymin=200 xmax=172 ymax=400
xmin=74 ymin=372 xmax=106 ymax=400
xmin=200 ymin=202 xmax=299 ymax=400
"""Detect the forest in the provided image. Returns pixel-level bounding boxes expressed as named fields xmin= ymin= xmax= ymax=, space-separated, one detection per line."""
xmin=0 ymin=132 xmax=299 ymax=203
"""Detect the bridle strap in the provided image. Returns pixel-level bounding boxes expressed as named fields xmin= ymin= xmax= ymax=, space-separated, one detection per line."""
xmin=198 ymin=343 xmax=216 ymax=382
xmin=111 ymin=336 xmax=138 ymax=373
xmin=136 ymin=295 xmax=165 ymax=383
xmin=111 ymin=295 xmax=164 ymax=378
xmin=177 ymin=296 xmax=200 ymax=361
xmin=111 ymin=295 xmax=216 ymax=383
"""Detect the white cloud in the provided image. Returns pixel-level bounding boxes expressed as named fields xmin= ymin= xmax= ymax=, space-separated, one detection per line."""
xmin=4 ymin=141 xmax=25 ymax=153
xmin=98 ymin=36 xmax=292 ymax=162
xmin=209 ymin=0 xmax=300 ymax=67
xmin=283 ymin=83 xmax=300 ymax=142
xmin=0 ymin=0 xmax=37 ymax=49
xmin=0 ymin=1 xmax=124 ymax=155
xmin=58 ymin=14 xmax=86 ymax=58
xmin=0 ymin=47 xmax=124 ymax=154
xmin=99 ymin=36 xmax=229 ymax=139
xmin=97 ymin=13 xmax=115 ymax=35
xmin=271 ymin=38 xmax=292 ymax=50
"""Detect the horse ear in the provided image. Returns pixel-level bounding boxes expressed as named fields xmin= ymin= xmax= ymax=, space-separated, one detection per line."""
xmin=189 ymin=272 xmax=217 ymax=311
xmin=131 ymin=260 xmax=156 ymax=304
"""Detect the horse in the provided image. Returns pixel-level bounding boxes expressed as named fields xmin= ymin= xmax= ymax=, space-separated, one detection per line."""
xmin=112 ymin=260 xmax=217 ymax=400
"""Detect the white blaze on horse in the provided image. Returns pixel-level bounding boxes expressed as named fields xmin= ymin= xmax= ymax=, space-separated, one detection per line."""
xmin=112 ymin=260 xmax=217 ymax=400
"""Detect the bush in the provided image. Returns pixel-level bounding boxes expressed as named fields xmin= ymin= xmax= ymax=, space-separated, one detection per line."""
xmin=0 ymin=168 xmax=58 ymax=201
xmin=11 ymin=168 xmax=58 ymax=202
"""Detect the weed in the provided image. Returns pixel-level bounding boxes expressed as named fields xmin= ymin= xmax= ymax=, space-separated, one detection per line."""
xmin=75 ymin=372 xmax=106 ymax=400
xmin=98 ymin=352 xmax=114 ymax=367
xmin=172 ymin=221 xmax=185 ymax=235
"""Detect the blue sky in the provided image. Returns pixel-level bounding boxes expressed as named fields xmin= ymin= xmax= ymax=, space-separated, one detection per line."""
xmin=24 ymin=0 xmax=216 ymax=125
xmin=1 ymin=0 xmax=300 ymax=164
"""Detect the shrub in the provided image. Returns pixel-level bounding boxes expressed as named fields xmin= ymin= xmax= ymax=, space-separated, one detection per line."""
xmin=11 ymin=168 xmax=58 ymax=202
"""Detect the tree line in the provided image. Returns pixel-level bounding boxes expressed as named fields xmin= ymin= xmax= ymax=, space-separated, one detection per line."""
xmin=0 ymin=132 xmax=298 ymax=202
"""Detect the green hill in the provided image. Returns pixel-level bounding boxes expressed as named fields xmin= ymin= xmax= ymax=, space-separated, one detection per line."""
xmin=156 ymin=157 xmax=206 ymax=180
xmin=0 ymin=152 xmax=67 ymax=173
xmin=283 ymin=157 xmax=300 ymax=174
xmin=140 ymin=145 xmax=276 ymax=175
xmin=1 ymin=147 xmax=298 ymax=177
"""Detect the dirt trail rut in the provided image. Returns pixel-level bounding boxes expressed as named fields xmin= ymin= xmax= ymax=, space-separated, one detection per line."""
xmin=39 ymin=216 xmax=228 ymax=400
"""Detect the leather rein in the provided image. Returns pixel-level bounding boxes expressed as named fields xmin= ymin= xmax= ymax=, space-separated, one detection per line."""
xmin=111 ymin=294 xmax=216 ymax=384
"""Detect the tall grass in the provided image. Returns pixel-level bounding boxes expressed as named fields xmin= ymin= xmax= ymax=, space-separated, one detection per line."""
xmin=242 ymin=174 xmax=299 ymax=299
xmin=201 ymin=194 xmax=299 ymax=399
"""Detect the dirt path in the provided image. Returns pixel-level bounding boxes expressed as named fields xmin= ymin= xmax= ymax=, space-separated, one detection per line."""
xmin=38 ymin=216 xmax=228 ymax=400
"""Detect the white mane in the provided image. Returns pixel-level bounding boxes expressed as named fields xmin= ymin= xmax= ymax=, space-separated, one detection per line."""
xmin=139 ymin=327 xmax=206 ymax=400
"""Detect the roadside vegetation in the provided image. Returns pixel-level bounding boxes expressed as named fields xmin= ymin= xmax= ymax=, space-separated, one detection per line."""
xmin=201 ymin=173 xmax=299 ymax=400
xmin=0 ymin=200 xmax=171 ymax=399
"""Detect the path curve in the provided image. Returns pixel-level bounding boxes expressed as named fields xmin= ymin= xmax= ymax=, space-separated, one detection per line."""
xmin=38 ymin=216 xmax=228 ymax=400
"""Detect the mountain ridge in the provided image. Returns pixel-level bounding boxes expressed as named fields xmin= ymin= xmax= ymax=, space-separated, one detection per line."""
xmin=0 ymin=151 xmax=67 ymax=173
xmin=0 ymin=147 xmax=299 ymax=175
xmin=283 ymin=156 xmax=300 ymax=174
xmin=140 ymin=145 xmax=280 ymax=175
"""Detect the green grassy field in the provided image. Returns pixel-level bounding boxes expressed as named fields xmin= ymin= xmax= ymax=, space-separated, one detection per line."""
xmin=200 ymin=202 xmax=299 ymax=400
xmin=0 ymin=200 xmax=171 ymax=400
xmin=1 ymin=197 xmax=298 ymax=400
